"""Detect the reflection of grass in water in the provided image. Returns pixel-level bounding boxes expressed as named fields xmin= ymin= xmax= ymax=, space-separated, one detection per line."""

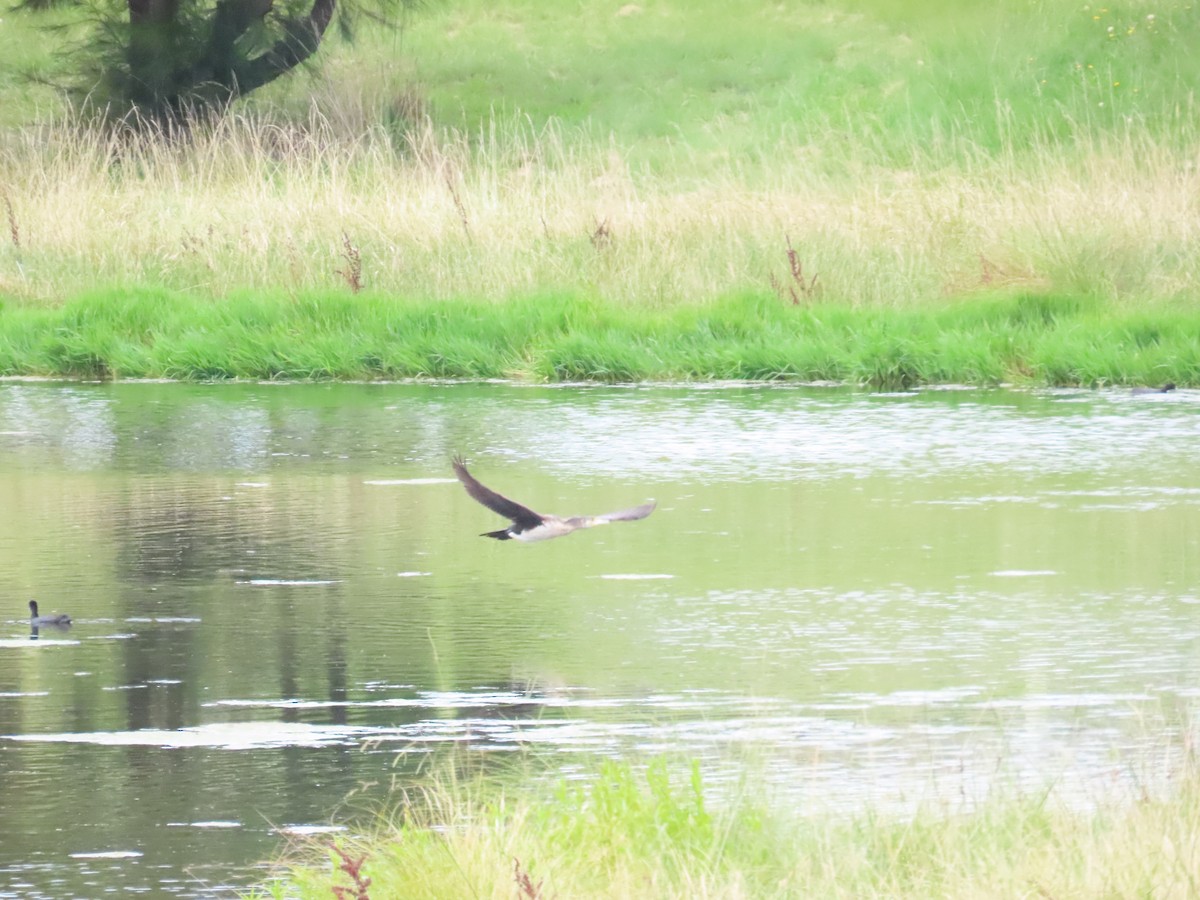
xmin=250 ymin=754 xmax=1200 ymax=899
xmin=0 ymin=289 xmax=1197 ymax=387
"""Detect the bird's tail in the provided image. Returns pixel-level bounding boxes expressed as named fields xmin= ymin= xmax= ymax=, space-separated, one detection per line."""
xmin=481 ymin=529 xmax=513 ymax=541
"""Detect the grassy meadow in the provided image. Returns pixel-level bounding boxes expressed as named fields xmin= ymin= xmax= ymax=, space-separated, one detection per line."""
xmin=2 ymin=0 xmax=1200 ymax=382
xmin=250 ymin=755 xmax=1200 ymax=899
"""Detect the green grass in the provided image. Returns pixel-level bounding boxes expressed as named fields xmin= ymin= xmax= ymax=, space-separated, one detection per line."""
xmin=363 ymin=0 xmax=1200 ymax=167
xmin=3 ymin=1 xmax=1200 ymax=381
xmin=8 ymin=0 xmax=1200 ymax=158
xmin=247 ymin=755 xmax=1200 ymax=899
xmin=0 ymin=287 xmax=1195 ymax=387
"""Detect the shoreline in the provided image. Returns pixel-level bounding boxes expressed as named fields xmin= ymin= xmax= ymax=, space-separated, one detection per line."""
xmin=0 ymin=288 xmax=1193 ymax=387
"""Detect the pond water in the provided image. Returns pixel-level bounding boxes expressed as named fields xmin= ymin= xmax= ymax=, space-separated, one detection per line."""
xmin=0 ymin=381 xmax=1197 ymax=898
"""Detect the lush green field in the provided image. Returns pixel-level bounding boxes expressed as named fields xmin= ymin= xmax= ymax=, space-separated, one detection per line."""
xmin=2 ymin=0 xmax=1199 ymax=382
xmin=249 ymin=756 xmax=1200 ymax=899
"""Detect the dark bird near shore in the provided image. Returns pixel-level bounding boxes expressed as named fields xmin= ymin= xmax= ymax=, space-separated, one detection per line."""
xmin=28 ymin=600 xmax=71 ymax=626
xmin=452 ymin=455 xmax=656 ymax=542
xmin=1131 ymin=382 xmax=1177 ymax=395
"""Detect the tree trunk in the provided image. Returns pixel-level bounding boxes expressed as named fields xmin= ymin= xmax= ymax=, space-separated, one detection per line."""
xmin=238 ymin=0 xmax=338 ymax=95
xmin=126 ymin=0 xmax=187 ymax=113
xmin=123 ymin=0 xmax=339 ymax=122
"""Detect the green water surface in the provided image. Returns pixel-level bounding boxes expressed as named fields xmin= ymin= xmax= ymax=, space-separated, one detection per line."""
xmin=0 ymin=381 xmax=1197 ymax=897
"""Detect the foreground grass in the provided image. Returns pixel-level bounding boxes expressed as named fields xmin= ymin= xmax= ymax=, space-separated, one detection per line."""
xmin=249 ymin=757 xmax=1200 ymax=899
xmin=0 ymin=288 xmax=1196 ymax=386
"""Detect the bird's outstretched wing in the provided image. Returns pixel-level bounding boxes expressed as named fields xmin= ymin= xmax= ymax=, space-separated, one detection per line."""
xmin=452 ymin=456 xmax=544 ymax=529
xmin=592 ymin=501 xmax=657 ymax=524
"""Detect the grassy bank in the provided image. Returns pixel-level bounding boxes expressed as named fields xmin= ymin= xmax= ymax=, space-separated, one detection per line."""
xmin=3 ymin=1 xmax=1200 ymax=381
xmin=0 ymin=288 xmax=1196 ymax=386
xmin=249 ymin=757 xmax=1200 ymax=899
xmin=4 ymin=108 xmax=1200 ymax=312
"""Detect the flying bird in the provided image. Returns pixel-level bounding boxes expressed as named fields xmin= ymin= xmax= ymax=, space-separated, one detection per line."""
xmin=452 ymin=455 xmax=655 ymax=542
xmin=29 ymin=600 xmax=71 ymax=626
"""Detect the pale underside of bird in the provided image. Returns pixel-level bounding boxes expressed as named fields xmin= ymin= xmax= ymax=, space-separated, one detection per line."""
xmin=452 ymin=456 xmax=656 ymax=542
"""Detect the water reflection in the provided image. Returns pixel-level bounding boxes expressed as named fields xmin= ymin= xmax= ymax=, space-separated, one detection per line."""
xmin=28 ymin=622 xmax=72 ymax=641
xmin=0 ymin=381 xmax=1197 ymax=898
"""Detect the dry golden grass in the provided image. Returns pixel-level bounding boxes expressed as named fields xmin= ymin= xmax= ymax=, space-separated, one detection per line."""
xmin=3 ymin=109 xmax=1200 ymax=308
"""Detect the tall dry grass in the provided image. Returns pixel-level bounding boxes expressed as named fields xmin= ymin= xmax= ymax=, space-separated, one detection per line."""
xmin=3 ymin=103 xmax=1200 ymax=308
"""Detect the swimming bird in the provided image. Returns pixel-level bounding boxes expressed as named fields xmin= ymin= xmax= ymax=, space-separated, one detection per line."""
xmin=1131 ymin=382 xmax=1177 ymax=395
xmin=452 ymin=455 xmax=656 ymax=542
xmin=28 ymin=600 xmax=71 ymax=626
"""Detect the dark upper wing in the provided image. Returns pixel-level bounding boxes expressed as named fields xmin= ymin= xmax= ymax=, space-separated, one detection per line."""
xmin=593 ymin=500 xmax=656 ymax=523
xmin=452 ymin=456 xmax=544 ymax=528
